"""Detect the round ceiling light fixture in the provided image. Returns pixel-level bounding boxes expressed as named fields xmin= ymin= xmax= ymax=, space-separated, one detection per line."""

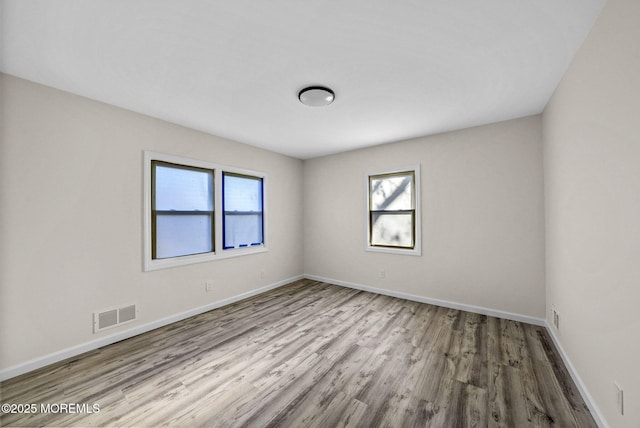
xmin=298 ymin=86 xmax=335 ymax=107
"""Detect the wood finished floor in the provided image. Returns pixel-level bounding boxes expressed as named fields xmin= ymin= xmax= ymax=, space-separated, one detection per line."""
xmin=0 ymin=279 xmax=595 ymax=428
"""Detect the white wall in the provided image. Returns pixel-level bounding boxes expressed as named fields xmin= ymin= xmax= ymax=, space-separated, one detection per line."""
xmin=543 ymin=0 xmax=640 ymax=425
xmin=304 ymin=116 xmax=546 ymax=318
xmin=0 ymin=74 xmax=304 ymax=373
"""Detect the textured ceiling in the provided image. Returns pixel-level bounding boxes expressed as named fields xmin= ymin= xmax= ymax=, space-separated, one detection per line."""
xmin=1 ymin=0 xmax=605 ymax=159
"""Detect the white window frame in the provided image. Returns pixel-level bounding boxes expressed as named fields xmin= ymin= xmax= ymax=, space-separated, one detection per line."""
xmin=365 ymin=165 xmax=421 ymax=256
xmin=143 ymin=151 xmax=267 ymax=271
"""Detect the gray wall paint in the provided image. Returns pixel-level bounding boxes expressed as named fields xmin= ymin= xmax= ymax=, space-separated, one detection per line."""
xmin=0 ymin=74 xmax=304 ymax=370
xmin=304 ymin=116 xmax=546 ymax=318
xmin=0 ymin=75 xmax=546 ymax=373
xmin=543 ymin=0 xmax=640 ymax=425
xmin=5 ymin=2 xmax=639 ymax=419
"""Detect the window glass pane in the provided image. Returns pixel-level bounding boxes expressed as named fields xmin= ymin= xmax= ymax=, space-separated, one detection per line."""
xmin=371 ymin=212 xmax=413 ymax=247
xmin=223 ymin=174 xmax=262 ymax=212
xmin=224 ymin=213 xmax=263 ymax=248
xmin=155 ymin=214 xmax=212 ymax=258
xmin=370 ymin=173 xmax=413 ymax=211
xmin=155 ymin=164 xmax=213 ymax=211
xmin=223 ymin=173 xmax=263 ymax=249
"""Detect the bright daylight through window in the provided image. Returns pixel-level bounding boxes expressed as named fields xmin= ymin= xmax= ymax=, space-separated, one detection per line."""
xmin=367 ymin=167 xmax=421 ymax=255
xmin=152 ymin=161 xmax=214 ymax=259
xmin=144 ymin=152 xmax=267 ymax=271
xmin=223 ymin=173 xmax=264 ymax=249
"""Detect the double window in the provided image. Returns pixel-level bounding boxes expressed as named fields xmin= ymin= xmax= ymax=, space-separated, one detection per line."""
xmin=144 ymin=152 xmax=266 ymax=271
xmin=366 ymin=166 xmax=421 ymax=256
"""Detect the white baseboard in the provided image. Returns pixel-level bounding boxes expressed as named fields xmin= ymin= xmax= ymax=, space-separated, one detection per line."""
xmin=544 ymin=321 xmax=609 ymax=428
xmin=304 ymin=274 xmax=607 ymax=428
xmin=304 ymin=274 xmax=546 ymax=326
xmin=0 ymin=275 xmax=303 ymax=382
xmin=1 ymin=273 xmax=607 ymax=428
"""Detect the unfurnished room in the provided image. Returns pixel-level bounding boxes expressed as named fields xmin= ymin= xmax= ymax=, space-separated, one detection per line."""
xmin=0 ymin=1 xmax=638 ymax=427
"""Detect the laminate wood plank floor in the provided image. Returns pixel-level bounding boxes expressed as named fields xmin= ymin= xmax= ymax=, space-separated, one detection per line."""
xmin=0 ymin=279 xmax=596 ymax=427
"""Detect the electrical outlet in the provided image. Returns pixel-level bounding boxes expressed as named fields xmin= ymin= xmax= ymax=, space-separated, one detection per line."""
xmin=615 ymin=382 xmax=624 ymax=415
xmin=552 ymin=307 xmax=560 ymax=330
xmin=205 ymin=280 xmax=214 ymax=292
xmin=260 ymin=270 xmax=265 ymax=280
xmin=379 ymin=270 xmax=386 ymax=279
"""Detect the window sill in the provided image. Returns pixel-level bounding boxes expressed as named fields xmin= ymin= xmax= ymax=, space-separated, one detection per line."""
xmin=365 ymin=245 xmax=421 ymax=257
xmin=143 ymin=245 xmax=268 ymax=272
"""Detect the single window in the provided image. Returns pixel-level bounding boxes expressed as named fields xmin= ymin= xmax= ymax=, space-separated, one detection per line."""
xmin=152 ymin=161 xmax=214 ymax=259
xmin=367 ymin=167 xmax=421 ymax=255
xmin=223 ymin=172 xmax=264 ymax=249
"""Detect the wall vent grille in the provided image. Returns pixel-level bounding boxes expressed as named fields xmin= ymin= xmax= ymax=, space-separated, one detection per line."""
xmin=94 ymin=304 xmax=138 ymax=333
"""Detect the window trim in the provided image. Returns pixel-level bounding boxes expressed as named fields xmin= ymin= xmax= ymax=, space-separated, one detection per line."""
xmin=143 ymin=151 xmax=267 ymax=271
xmin=365 ymin=165 xmax=422 ymax=256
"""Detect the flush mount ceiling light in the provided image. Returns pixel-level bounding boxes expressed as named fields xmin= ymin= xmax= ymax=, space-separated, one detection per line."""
xmin=298 ymin=86 xmax=335 ymax=107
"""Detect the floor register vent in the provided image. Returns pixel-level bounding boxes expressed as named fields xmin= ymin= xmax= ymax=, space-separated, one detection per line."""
xmin=94 ymin=304 xmax=138 ymax=333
